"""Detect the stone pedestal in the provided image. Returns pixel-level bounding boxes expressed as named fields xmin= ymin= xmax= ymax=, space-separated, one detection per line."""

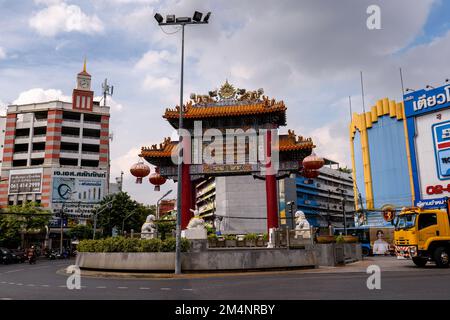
xmin=181 ymin=228 xmax=207 ymax=240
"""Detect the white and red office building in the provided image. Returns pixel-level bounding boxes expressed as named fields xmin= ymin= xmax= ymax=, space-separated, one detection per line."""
xmin=0 ymin=65 xmax=110 ymax=225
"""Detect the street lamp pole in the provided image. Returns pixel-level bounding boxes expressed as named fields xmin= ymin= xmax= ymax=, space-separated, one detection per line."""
xmin=155 ymin=11 xmax=210 ymax=275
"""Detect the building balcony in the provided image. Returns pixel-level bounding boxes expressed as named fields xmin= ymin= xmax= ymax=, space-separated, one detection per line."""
xmin=62 ymin=119 xmax=81 ymax=127
xmin=32 ymin=135 xmax=46 ymax=143
xmin=82 ymin=136 xmax=100 ymax=144
xmin=61 ymin=135 xmax=80 ymax=144
xmin=33 ymin=120 xmax=48 ymax=127
xmin=14 ymin=136 xmax=30 ymax=144
xmin=82 ymin=121 xmax=101 ymax=130
xmin=60 ymin=150 xmax=79 ymax=158
xmin=31 ymin=151 xmax=45 ymax=158
xmin=15 ymin=122 xmax=32 ymax=130
xmin=13 ymin=152 xmax=28 ymax=160
xmin=81 ymin=152 xmax=100 ymax=160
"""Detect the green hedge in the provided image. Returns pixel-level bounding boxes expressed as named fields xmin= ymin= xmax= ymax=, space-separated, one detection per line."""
xmin=77 ymin=237 xmax=190 ymax=253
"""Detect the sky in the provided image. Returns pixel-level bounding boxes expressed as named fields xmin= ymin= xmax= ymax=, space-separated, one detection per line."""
xmin=0 ymin=0 xmax=449 ymax=205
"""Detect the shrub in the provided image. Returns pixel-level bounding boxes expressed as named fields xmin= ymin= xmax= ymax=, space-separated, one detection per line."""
xmin=335 ymin=235 xmax=345 ymax=244
xmin=244 ymin=233 xmax=258 ymax=241
xmin=139 ymin=239 xmax=162 ymax=252
xmin=77 ymin=236 xmax=190 ymax=253
xmin=262 ymin=233 xmax=269 ymax=241
xmin=224 ymin=234 xmax=236 ymax=240
xmin=207 ymin=233 xmax=218 ymax=240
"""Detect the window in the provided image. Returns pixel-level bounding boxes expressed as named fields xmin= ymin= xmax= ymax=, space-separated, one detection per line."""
xmin=31 ymin=158 xmax=44 ymax=166
xmin=63 ymin=111 xmax=81 ymax=121
xmin=418 ymin=214 xmax=437 ymax=230
xmin=61 ymin=126 xmax=80 ymax=136
xmin=60 ymin=158 xmax=78 ymax=166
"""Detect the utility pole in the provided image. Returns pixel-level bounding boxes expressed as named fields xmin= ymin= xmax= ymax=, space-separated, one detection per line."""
xmin=154 ymin=10 xmax=211 ymax=275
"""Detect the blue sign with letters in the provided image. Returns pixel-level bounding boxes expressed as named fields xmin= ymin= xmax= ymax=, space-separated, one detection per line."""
xmin=415 ymin=197 xmax=447 ymax=209
xmin=432 ymin=120 xmax=450 ymax=180
xmin=404 ymin=85 xmax=450 ymax=118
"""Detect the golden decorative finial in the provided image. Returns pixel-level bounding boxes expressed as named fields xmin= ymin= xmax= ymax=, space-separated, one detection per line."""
xmin=83 ymin=56 xmax=87 ymax=72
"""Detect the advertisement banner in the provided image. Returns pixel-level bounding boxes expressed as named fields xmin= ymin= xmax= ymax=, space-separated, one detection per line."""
xmin=51 ymin=169 xmax=107 ymax=216
xmin=8 ymin=168 xmax=43 ymax=194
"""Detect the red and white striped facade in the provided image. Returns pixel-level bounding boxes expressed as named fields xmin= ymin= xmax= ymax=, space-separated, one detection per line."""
xmin=0 ymin=69 xmax=110 ymax=212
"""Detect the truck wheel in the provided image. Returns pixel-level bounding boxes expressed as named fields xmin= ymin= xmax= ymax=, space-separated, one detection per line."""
xmin=412 ymin=257 xmax=427 ymax=267
xmin=433 ymin=247 xmax=450 ymax=268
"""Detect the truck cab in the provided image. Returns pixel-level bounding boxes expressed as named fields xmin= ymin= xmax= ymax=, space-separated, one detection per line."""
xmin=394 ymin=206 xmax=450 ymax=267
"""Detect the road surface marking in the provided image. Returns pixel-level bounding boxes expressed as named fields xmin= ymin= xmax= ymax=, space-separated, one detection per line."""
xmin=16 ymin=283 xmax=23 ymax=286
xmin=41 ymin=284 xmax=50 ymax=287
xmin=0 ymin=298 xmax=12 ymax=300
xmin=182 ymin=288 xmax=193 ymax=291
xmin=8 ymin=283 xmax=15 ymax=285
xmin=26 ymin=284 xmax=35 ymax=287
xmin=118 ymin=287 xmax=128 ymax=289
xmin=0 ymin=281 xmax=6 ymax=284
xmin=5 ymin=269 xmax=24 ymax=273
xmin=96 ymin=286 xmax=107 ymax=289
xmin=139 ymin=287 xmax=150 ymax=290
xmin=59 ymin=285 xmax=67 ymax=288
xmin=160 ymin=288 xmax=171 ymax=291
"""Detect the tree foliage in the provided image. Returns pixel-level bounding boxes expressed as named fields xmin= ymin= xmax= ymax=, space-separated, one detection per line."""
xmin=95 ymin=192 xmax=155 ymax=237
xmin=67 ymin=224 xmax=93 ymax=240
xmin=0 ymin=202 xmax=50 ymax=248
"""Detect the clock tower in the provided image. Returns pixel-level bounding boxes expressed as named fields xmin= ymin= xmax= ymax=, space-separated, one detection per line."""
xmin=72 ymin=59 xmax=94 ymax=111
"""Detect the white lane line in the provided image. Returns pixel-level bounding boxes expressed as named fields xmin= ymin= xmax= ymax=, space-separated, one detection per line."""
xmin=8 ymin=283 xmax=15 ymax=285
xmin=0 ymin=281 xmax=6 ymax=284
xmin=41 ymin=284 xmax=50 ymax=287
xmin=4 ymin=269 xmax=24 ymax=274
xmin=182 ymin=288 xmax=193 ymax=291
xmin=26 ymin=284 xmax=35 ymax=287
xmin=16 ymin=283 xmax=23 ymax=286
xmin=139 ymin=287 xmax=150 ymax=290
xmin=59 ymin=285 xmax=67 ymax=288
xmin=117 ymin=287 xmax=128 ymax=289
xmin=0 ymin=298 xmax=12 ymax=300
xmin=160 ymin=288 xmax=171 ymax=291
xmin=96 ymin=286 xmax=107 ymax=289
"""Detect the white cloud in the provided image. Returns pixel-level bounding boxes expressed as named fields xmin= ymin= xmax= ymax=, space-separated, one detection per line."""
xmin=142 ymin=75 xmax=175 ymax=91
xmin=135 ymin=50 xmax=177 ymax=70
xmin=34 ymin=0 xmax=62 ymax=5
xmin=0 ymin=47 xmax=6 ymax=60
xmin=13 ymin=88 xmax=71 ymax=105
xmin=29 ymin=3 xmax=104 ymax=37
xmin=94 ymin=96 xmax=124 ymax=112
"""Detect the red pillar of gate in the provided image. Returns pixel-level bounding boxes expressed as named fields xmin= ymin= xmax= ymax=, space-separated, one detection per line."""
xmin=265 ymin=129 xmax=279 ymax=230
xmin=181 ymin=135 xmax=192 ymax=230
xmin=181 ymin=163 xmax=192 ymax=230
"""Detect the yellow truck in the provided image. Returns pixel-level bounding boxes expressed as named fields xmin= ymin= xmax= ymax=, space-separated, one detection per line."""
xmin=394 ymin=204 xmax=450 ymax=267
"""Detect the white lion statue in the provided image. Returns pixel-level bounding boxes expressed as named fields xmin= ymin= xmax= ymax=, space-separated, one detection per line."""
xmin=187 ymin=206 xmax=206 ymax=230
xmin=295 ymin=210 xmax=311 ymax=239
xmin=141 ymin=214 xmax=157 ymax=239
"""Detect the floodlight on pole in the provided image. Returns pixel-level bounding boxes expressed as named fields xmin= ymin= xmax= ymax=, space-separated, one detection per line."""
xmin=166 ymin=15 xmax=175 ymax=23
xmin=193 ymin=11 xmax=203 ymax=22
xmin=154 ymin=13 xmax=163 ymax=23
xmin=203 ymin=12 xmax=211 ymax=23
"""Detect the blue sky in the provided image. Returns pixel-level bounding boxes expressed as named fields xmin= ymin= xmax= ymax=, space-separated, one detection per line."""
xmin=0 ymin=0 xmax=449 ymax=204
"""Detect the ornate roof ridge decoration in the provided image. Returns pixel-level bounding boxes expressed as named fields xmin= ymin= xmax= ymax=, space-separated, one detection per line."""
xmin=140 ymin=136 xmax=177 ymax=158
xmin=163 ymin=81 xmax=286 ymax=120
xmin=278 ymin=129 xmax=315 ymax=151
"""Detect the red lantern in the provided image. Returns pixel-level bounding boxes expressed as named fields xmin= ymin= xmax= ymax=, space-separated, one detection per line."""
xmin=149 ymin=167 xmax=166 ymax=191
xmin=130 ymin=161 xmax=150 ymax=183
xmin=302 ymin=153 xmax=325 ymax=170
xmin=302 ymin=169 xmax=320 ymax=179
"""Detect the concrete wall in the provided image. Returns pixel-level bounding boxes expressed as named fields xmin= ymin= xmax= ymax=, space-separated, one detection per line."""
xmin=76 ymin=248 xmax=317 ymax=271
xmin=311 ymin=243 xmax=362 ymax=266
xmin=215 ymin=176 xmax=267 ymax=234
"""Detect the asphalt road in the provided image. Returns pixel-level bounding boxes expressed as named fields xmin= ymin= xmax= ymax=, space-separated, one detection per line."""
xmin=1 ymin=256 xmax=450 ymax=300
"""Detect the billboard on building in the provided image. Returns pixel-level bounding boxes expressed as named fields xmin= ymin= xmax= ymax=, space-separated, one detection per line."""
xmin=51 ymin=169 xmax=107 ymax=217
xmin=404 ymin=84 xmax=450 ymax=208
xmin=8 ymin=168 xmax=43 ymax=194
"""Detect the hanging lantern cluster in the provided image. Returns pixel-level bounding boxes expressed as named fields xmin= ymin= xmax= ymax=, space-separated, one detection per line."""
xmin=130 ymin=161 xmax=150 ymax=184
xmin=300 ymin=153 xmax=324 ymax=179
xmin=149 ymin=167 xmax=167 ymax=191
